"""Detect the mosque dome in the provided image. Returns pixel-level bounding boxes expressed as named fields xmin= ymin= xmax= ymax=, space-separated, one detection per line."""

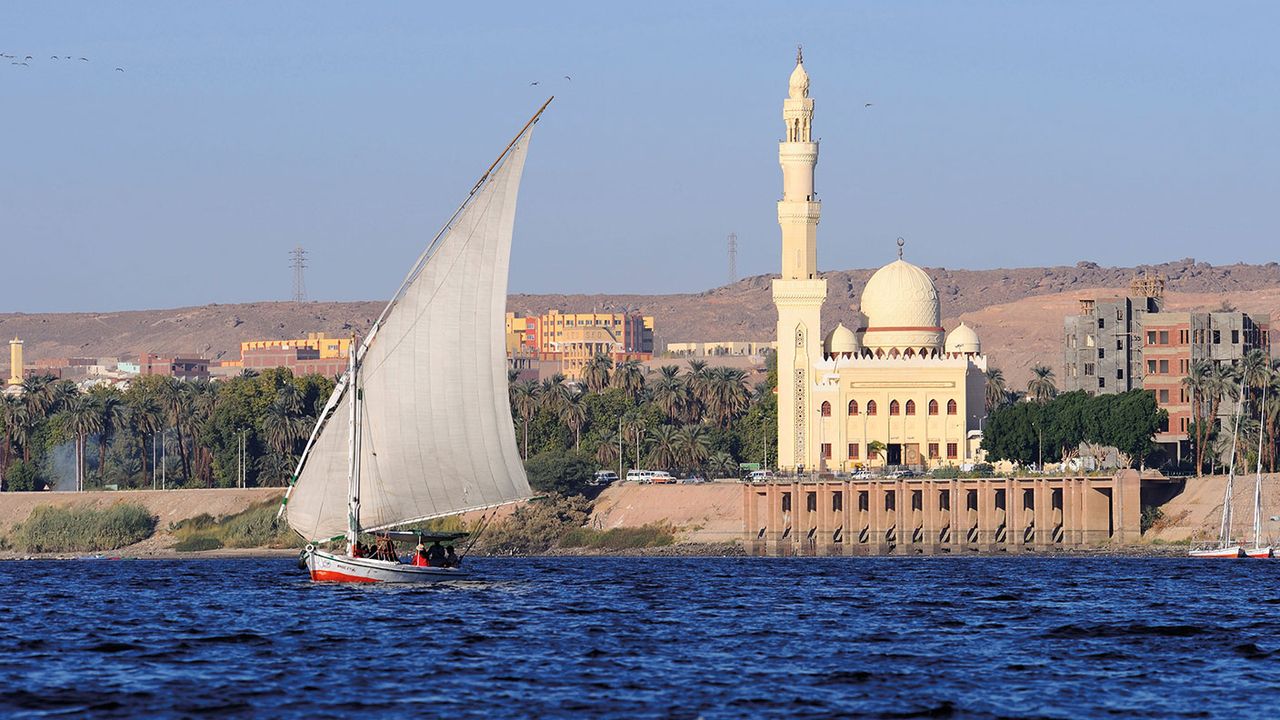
xmin=858 ymin=246 xmax=944 ymax=355
xmin=788 ymin=61 xmax=809 ymax=99
xmin=944 ymin=322 xmax=981 ymax=355
xmin=823 ymin=322 xmax=859 ymax=358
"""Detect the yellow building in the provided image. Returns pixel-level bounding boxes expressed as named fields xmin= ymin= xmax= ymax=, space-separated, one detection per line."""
xmin=771 ymin=52 xmax=987 ymax=472
xmin=240 ymin=332 xmax=351 ymax=360
xmin=7 ymin=338 xmax=22 ymax=386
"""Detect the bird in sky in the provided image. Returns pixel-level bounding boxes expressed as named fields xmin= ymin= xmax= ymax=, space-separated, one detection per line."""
xmin=529 ymin=81 xmax=539 ymax=85
xmin=51 ymin=55 xmax=58 ymax=60
xmin=79 ymin=57 xmax=88 ymax=61
xmin=864 ymin=103 xmax=873 ymax=108
xmin=563 ymin=75 xmax=571 ymax=81
xmin=115 ymin=67 xmax=124 ymax=72
xmin=24 ymin=55 xmax=32 ymax=60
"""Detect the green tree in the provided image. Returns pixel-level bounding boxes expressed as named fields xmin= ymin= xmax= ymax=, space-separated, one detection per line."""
xmin=524 ymin=451 xmax=595 ymax=496
xmin=985 ymin=367 xmax=1007 ymax=412
xmin=673 ymin=424 xmax=710 ymax=474
xmin=559 ymin=386 xmax=588 ymax=451
xmin=1027 ymin=364 xmax=1057 ymax=403
xmin=57 ymin=394 xmax=103 ymax=491
xmin=611 ymin=359 xmax=646 ymax=401
xmin=646 ymin=425 xmax=680 ymax=470
xmin=510 ymin=380 xmax=540 ymax=459
xmin=582 ymin=353 xmax=613 ymax=394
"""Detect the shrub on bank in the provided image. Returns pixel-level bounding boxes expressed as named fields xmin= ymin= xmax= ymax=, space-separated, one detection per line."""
xmin=558 ymin=524 xmax=675 ymax=550
xmin=14 ymin=503 xmax=156 ymax=553
xmin=170 ymin=499 xmax=298 ymax=552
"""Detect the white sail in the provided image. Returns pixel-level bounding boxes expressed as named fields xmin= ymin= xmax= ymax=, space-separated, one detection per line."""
xmin=285 ymin=131 xmax=534 ymax=542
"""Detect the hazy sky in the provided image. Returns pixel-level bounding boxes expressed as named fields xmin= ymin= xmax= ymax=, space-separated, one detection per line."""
xmin=3 ymin=2 xmax=1278 ymax=312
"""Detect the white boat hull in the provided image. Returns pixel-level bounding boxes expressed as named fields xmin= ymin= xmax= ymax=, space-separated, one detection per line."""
xmin=305 ymin=547 xmax=469 ymax=583
xmin=1188 ymin=545 xmax=1245 ymax=558
xmin=1245 ymin=546 xmax=1274 ymax=559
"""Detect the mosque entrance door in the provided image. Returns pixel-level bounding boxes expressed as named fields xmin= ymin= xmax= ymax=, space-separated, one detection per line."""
xmin=886 ymin=444 xmax=902 ymax=466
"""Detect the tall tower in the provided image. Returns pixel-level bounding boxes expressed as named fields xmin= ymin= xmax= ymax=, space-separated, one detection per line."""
xmin=772 ymin=47 xmax=827 ymax=472
xmin=8 ymin=338 xmax=23 ymax=387
xmin=290 ymin=246 xmax=308 ymax=302
xmin=727 ymin=232 xmax=738 ymax=284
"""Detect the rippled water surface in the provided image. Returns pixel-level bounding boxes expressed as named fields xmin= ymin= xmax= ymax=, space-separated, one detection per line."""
xmin=1 ymin=557 xmax=1278 ymax=718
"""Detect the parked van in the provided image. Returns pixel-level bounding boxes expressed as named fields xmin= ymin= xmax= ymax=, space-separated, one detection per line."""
xmin=626 ymin=469 xmax=656 ymax=484
xmin=746 ymin=470 xmax=776 ymax=482
xmin=591 ymin=470 xmax=619 ymax=486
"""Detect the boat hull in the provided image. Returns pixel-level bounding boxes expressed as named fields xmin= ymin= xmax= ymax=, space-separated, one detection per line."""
xmin=1245 ymin=546 xmax=1274 ymax=559
xmin=304 ymin=547 xmax=468 ymax=583
xmin=1188 ymin=545 xmax=1245 ymax=558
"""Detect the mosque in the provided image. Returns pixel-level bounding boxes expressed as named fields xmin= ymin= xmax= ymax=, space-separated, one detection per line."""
xmin=773 ymin=50 xmax=988 ymax=473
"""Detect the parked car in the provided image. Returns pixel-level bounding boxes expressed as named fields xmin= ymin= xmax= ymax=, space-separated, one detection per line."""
xmin=650 ymin=471 xmax=676 ymax=484
xmin=591 ymin=470 xmax=619 ymax=486
xmin=850 ymin=470 xmax=874 ymax=479
xmin=746 ymin=470 xmax=776 ymax=482
xmin=678 ymin=475 xmax=706 ymax=484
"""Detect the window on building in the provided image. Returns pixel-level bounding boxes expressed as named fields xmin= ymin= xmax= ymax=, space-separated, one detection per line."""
xmin=928 ymin=399 xmax=939 ymax=416
xmin=947 ymin=399 xmax=958 ymax=415
xmin=1180 ymin=417 xmax=1188 ymax=431
xmin=1179 ymin=330 xmax=1189 ymax=344
xmin=867 ymin=400 xmax=878 ymax=416
xmin=1159 ymin=331 xmax=1169 ymax=344
xmin=1148 ymin=360 xmax=1157 ymax=374
xmin=1159 ymin=360 xmax=1169 ymax=373
xmin=820 ymin=401 xmax=831 ymax=417
xmin=1214 ymin=330 xmax=1221 ymax=344
xmin=848 ymin=400 xmax=858 ymax=416
xmin=1147 ymin=331 xmax=1156 ymax=344
xmin=1159 ymin=416 xmax=1169 ymax=433
xmin=868 ymin=444 xmax=880 ymax=459
xmin=889 ymin=400 xmax=900 ymax=416
xmin=1232 ymin=329 xmax=1240 ymax=344
xmin=1116 ymin=338 xmax=1123 ymax=350
xmin=1098 ymin=318 xmax=1106 ymax=329
xmin=905 ymin=400 xmax=916 ymax=416
xmin=1117 ymin=369 xmax=1124 ymax=380
xmin=928 ymin=443 xmax=940 ymax=459
xmin=821 ymin=443 xmax=832 ymax=460
xmin=782 ymin=493 xmax=791 ymax=512
xmin=1180 ymin=388 xmax=1188 ymax=403
xmin=1084 ymin=363 xmax=1095 ymax=376
xmin=946 ymin=442 xmax=958 ymax=460
xmin=1098 ymin=348 xmax=1105 ymax=359
xmin=1099 ymin=377 xmax=1106 ymax=388
xmin=832 ymin=492 xmax=843 ymax=512
xmin=848 ymin=443 xmax=859 ymax=460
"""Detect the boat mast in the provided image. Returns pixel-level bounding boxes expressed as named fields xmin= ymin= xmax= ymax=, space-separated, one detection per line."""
xmin=1219 ymin=375 xmax=1247 ymax=547
xmin=1252 ymin=378 xmax=1267 ymax=548
xmin=347 ymin=343 xmax=363 ymax=552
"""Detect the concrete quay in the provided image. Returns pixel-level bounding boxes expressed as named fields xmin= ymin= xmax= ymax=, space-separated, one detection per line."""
xmin=742 ymin=472 xmax=1142 ymax=556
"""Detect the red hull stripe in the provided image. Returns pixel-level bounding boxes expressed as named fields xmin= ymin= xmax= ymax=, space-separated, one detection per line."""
xmin=311 ymin=569 xmax=381 ymax=583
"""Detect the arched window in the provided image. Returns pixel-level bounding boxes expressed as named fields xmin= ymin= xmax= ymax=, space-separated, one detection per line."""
xmin=820 ymin=401 xmax=831 ymax=417
xmin=867 ymin=400 xmax=878 ymax=416
xmin=947 ymin=399 xmax=958 ymax=416
xmin=848 ymin=399 xmax=859 ymax=416
xmin=905 ymin=400 xmax=916 ymax=416
xmin=889 ymin=348 xmax=901 ymax=359
xmin=904 ymin=348 xmax=915 ymax=358
xmin=889 ymin=400 xmax=900 ymax=416
xmin=928 ymin=399 xmax=939 ymax=416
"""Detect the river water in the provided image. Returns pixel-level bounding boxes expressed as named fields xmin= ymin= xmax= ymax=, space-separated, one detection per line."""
xmin=1 ymin=556 xmax=1277 ymax=718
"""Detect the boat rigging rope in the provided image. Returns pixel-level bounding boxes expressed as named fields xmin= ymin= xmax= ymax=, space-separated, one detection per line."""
xmin=458 ymin=510 xmax=495 ymax=562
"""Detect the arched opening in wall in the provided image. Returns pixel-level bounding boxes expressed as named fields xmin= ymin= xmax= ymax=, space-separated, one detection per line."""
xmin=848 ymin=399 xmax=859 ymax=416
xmin=820 ymin=401 xmax=831 ymax=417
xmin=920 ymin=347 xmax=931 ymax=358
xmin=889 ymin=349 xmax=901 ymax=359
xmin=866 ymin=400 xmax=878 ymax=416
xmin=875 ymin=349 xmax=885 ymax=359
xmin=905 ymin=400 xmax=916 ymax=416
xmin=904 ymin=348 xmax=915 ymax=358
xmin=928 ymin=399 xmax=939 ymax=416
xmin=889 ymin=400 xmax=900 ymax=416
xmin=947 ymin=399 xmax=958 ymax=416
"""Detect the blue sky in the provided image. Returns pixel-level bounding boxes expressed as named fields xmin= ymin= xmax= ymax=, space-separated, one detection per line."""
xmin=2 ymin=2 xmax=1278 ymax=312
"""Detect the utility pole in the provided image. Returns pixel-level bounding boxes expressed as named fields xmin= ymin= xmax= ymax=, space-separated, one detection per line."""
xmin=618 ymin=416 xmax=624 ymax=481
xmin=290 ymin=246 xmax=308 ymax=302
xmin=727 ymin=232 xmax=738 ymax=285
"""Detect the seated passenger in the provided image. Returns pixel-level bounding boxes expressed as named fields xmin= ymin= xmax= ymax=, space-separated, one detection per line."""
xmin=373 ymin=535 xmax=397 ymax=562
xmin=412 ymin=543 xmax=430 ymax=567
xmin=425 ymin=540 xmax=446 ymax=567
xmin=444 ymin=545 xmax=460 ymax=568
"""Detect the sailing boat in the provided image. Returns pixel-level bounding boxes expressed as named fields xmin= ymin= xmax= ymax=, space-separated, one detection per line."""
xmin=1245 ymin=376 xmax=1273 ymax=558
xmin=277 ymin=101 xmax=548 ymax=582
xmin=1190 ymin=374 xmax=1246 ymax=558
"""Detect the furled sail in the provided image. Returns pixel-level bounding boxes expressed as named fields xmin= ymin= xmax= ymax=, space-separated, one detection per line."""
xmin=285 ymin=129 xmax=534 ymax=542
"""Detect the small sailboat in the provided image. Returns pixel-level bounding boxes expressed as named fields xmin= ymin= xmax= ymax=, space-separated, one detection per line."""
xmin=1190 ymin=376 xmax=1246 ymax=559
xmin=277 ymin=101 xmax=548 ymax=582
xmin=1245 ymin=379 xmax=1273 ymax=559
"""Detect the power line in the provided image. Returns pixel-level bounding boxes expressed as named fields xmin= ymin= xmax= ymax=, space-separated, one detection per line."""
xmin=290 ymin=246 xmax=308 ymax=302
xmin=727 ymin=232 xmax=738 ymax=285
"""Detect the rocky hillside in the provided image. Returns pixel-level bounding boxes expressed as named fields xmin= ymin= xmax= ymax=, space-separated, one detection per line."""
xmin=2 ymin=258 xmax=1278 ymax=389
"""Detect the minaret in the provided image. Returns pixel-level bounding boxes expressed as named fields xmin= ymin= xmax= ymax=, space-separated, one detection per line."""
xmin=8 ymin=338 xmax=23 ymax=387
xmin=773 ymin=47 xmax=828 ymax=473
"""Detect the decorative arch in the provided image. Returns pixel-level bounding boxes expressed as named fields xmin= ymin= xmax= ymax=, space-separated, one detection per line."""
xmin=889 ymin=400 xmax=901 ymax=416
xmin=820 ymin=401 xmax=831 ymax=417
xmin=903 ymin=348 xmax=915 ymax=358
xmin=947 ymin=399 xmax=958 ymax=416
xmin=866 ymin=400 xmax=878 ymax=416
xmin=905 ymin=400 xmax=916 ymax=416
xmin=928 ymin=399 xmax=939 ymax=416
xmin=848 ymin=399 xmax=859 ymax=416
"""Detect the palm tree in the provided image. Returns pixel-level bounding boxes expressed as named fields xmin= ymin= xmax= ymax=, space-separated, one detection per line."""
xmin=510 ymin=380 xmax=539 ymax=459
xmin=127 ymin=395 xmax=164 ymax=487
xmin=984 ymin=367 xmax=1006 ymax=412
xmin=262 ymin=397 xmax=305 ymax=483
xmin=707 ymin=451 xmax=738 ymax=479
xmin=91 ymin=390 xmax=127 ymax=484
xmin=1206 ymin=364 xmax=1242 ymax=476
xmin=685 ymin=360 xmax=711 ymax=419
xmin=673 ymin=424 xmax=710 ymax=474
xmin=582 ymin=353 xmax=612 ymax=394
xmin=539 ymin=374 xmax=571 ymax=415
xmin=157 ymin=378 xmax=193 ymax=483
xmin=650 ymin=375 xmax=688 ymax=422
xmin=611 ymin=359 xmax=646 ymax=401
xmin=0 ymin=395 xmax=26 ymax=483
xmin=559 ymin=386 xmax=588 ymax=450
xmin=867 ymin=440 xmax=887 ymax=467
xmin=646 ymin=425 xmax=680 ymax=471
xmin=58 ymin=394 xmax=103 ymax=491
xmin=596 ymin=430 xmax=619 ymax=468
xmin=1027 ymin=364 xmax=1057 ymax=403
xmin=1182 ymin=360 xmax=1212 ymax=474
xmin=704 ymin=367 xmax=750 ymax=427
xmin=20 ymin=374 xmax=56 ymax=420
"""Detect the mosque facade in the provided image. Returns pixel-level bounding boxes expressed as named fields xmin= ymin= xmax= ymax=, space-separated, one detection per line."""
xmin=773 ymin=51 xmax=988 ymax=473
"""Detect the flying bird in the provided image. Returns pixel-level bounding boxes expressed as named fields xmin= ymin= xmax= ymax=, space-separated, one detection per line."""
xmin=864 ymin=103 xmax=873 ymax=108
xmin=563 ymin=75 xmax=571 ymax=81
xmin=79 ymin=57 xmax=88 ymax=61
xmin=51 ymin=55 xmax=59 ymax=59
xmin=115 ymin=67 xmax=124 ymax=72
xmin=529 ymin=81 xmax=539 ymax=85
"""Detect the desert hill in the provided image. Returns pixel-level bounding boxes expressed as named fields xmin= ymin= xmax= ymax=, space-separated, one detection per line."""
xmin=3 ymin=258 xmax=1278 ymax=390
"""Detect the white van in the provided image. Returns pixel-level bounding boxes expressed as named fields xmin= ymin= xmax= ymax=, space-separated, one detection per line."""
xmin=626 ymin=469 xmax=656 ymax=484
xmin=746 ymin=470 xmax=776 ymax=482
xmin=591 ymin=470 xmax=619 ymax=486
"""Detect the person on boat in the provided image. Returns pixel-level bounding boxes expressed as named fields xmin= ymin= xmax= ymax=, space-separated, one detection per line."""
xmin=426 ymin=540 xmax=446 ymax=566
xmin=411 ymin=543 xmax=430 ymax=567
xmin=373 ymin=535 xmax=398 ymax=562
xmin=444 ymin=545 xmax=460 ymax=568
xmin=349 ymin=542 xmax=363 ymax=558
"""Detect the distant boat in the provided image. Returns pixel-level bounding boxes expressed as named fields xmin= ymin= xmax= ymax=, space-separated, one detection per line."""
xmin=277 ymin=100 xmax=549 ymax=582
xmin=1190 ymin=376 xmax=1247 ymax=559
xmin=1245 ymin=379 xmax=1273 ymax=559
